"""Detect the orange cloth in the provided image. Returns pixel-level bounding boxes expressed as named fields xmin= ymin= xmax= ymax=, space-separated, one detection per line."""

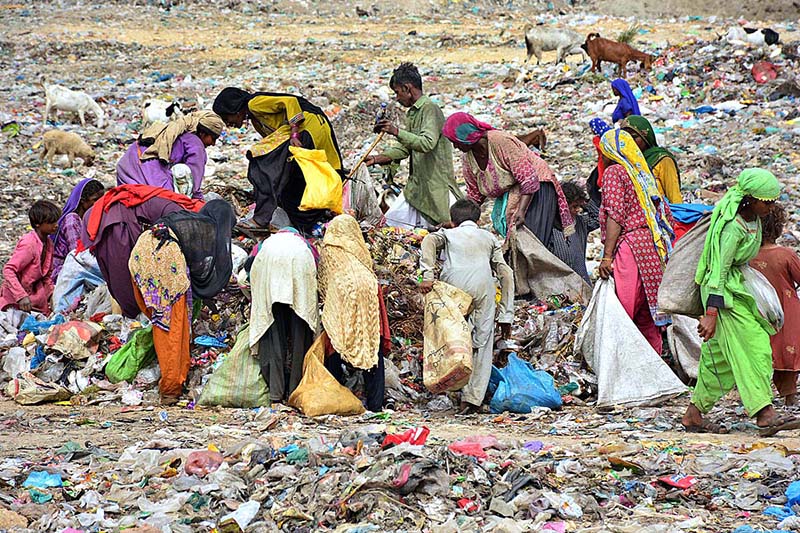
xmin=87 ymin=184 xmax=204 ymax=241
xmin=134 ymin=285 xmax=190 ymax=397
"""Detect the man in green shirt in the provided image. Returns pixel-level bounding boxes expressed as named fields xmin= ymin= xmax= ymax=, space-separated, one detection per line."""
xmin=366 ymin=63 xmax=462 ymax=228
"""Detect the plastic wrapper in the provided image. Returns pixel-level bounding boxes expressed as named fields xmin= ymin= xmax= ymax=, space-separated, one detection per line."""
xmin=741 ymin=264 xmax=784 ymax=330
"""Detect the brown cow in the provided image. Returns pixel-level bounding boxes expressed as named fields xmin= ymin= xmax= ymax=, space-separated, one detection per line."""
xmin=581 ymin=33 xmax=654 ymax=78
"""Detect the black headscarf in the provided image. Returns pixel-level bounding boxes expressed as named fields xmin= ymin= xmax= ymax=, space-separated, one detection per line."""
xmin=212 ymin=88 xmax=344 ymax=165
xmin=213 ymin=87 xmax=252 ymax=116
xmin=158 ymin=199 xmax=236 ymax=300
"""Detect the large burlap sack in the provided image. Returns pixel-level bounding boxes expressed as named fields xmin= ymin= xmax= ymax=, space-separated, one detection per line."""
xmin=575 ymin=278 xmax=686 ymax=408
xmin=199 ymin=326 xmax=270 ymax=408
xmin=509 ymin=226 xmax=592 ymax=304
xmin=288 ymin=332 xmax=365 ymax=417
xmin=422 ymin=281 xmax=474 ymax=394
xmin=657 ymin=214 xmax=711 ymax=317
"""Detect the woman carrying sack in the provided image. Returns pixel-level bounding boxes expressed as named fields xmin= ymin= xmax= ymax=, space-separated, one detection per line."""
xmin=682 ymin=169 xmax=794 ymax=434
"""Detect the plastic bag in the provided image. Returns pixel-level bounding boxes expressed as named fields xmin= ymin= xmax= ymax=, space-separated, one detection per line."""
xmin=46 ymin=321 xmax=103 ymax=360
xmin=2 ymin=347 xmax=28 ymax=378
xmin=104 ymin=326 xmax=156 ymax=384
xmin=423 ymin=281 xmax=473 ymax=394
xmin=53 ymin=250 xmax=105 ymax=313
xmin=290 ymin=146 xmax=343 ymax=214
xmin=185 ymin=450 xmax=224 ymax=477
xmin=489 ymin=353 xmax=562 ymax=413
xmin=199 ymin=326 xmax=270 ymax=408
xmin=6 ymin=372 xmax=72 ymax=405
xmin=575 ymin=278 xmax=686 ymax=407
xmin=288 ymin=332 xmax=365 ymax=417
xmin=658 ymin=214 xmax=711 ymax=316
xmin=741 ymin=264 xmax=784 ymax=330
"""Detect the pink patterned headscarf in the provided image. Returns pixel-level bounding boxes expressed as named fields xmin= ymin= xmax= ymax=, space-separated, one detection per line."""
xmin=442 ymin=112 xmax=495 ymax=145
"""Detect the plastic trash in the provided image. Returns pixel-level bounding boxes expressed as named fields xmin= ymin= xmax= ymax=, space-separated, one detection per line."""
xmin=193 ymin=335 xmax=228 ymax=349
xmin=2 ymin=346 xmax=28 ymax=377
xmin=489 ymin=353 xmax=562 ymax=413
xmin=787 ymin=480 xmax=800 ymax=506
xmin=185 ymin=450 xmax=224 ymax=477
xmin=752 ymin=61 xmax=778 ymax=84
xmin=741 ymin=265 xmax=784 ymax=330
xmin=382 ymin=426 xmax=430 ymax=448
xmin=20 ymin=314 xmax=65 ymax=334
xmin=448 ymin=435 xmax=500 ymax=459
xmin=22 ymin=471 xmax=63 ymax=488
xmin=104 ymin=326 xmax=155 ymax=384
xmin=218 ymin=500 xmax=261 ymax=532
xmin=6 ymin=372 xmax=72 ymax=405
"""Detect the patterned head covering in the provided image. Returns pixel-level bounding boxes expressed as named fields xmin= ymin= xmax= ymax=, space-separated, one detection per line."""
xmin=318 ymin=214 xmax=379 ymax=370
xmin=695 ymin=168 xmax=782 ymax=287
xmin=600 ymin=129 xmax=674 ymax=264
xmin=442 ymin=112 xmax=495 ymax=145
xmin=589 ymin=118 xmax=612 ymax=137
xmin=620 ymin=115 xmax=680 ymax=182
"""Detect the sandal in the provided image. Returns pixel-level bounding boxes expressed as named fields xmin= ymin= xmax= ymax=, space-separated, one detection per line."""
xmin=758 ymin=416 xmax=800 ymax=437
xmin=234 ymin=218 xmax=271 ymax=236
xmin=682 ymin=420 xmax=729 ymax=434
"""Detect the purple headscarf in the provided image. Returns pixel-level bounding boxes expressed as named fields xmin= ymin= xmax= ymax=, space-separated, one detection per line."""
xmin=611 ymin=79 xmax=640 ymax=123
xmin=53 ymin=178 xmax=92 ymax=243
xmin=442 ymin=112 xmax=495 ymax=145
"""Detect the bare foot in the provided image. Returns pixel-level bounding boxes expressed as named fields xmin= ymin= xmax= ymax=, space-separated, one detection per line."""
xmin=786 ymin=394 xmax=797 ymax=407
xmin=756 ymin=405 xmax=786 ymax=427
xmin=681 ymin=404 xmax=704 ymax=428
xmin=681 ymin=404 xmax=728 ymax=433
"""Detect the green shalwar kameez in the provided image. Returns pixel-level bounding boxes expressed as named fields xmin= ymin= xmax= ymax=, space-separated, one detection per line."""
xmin=692 ymin=215 xmax=775 ymax=416
xmin=382 ymin=95 xmax=462 ymax=225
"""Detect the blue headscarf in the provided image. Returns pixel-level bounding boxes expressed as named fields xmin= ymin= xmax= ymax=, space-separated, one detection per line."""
xmin=611 ymin=79 xmax=640 ymax=123
xmin=589 ymin=118 xmax=612 ymax=136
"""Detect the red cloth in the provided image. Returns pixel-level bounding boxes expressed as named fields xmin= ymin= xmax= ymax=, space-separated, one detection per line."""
xmin=86 ymin=184 xmax=204 ymax=241
xmin=592 ymin=136 xmax=606 ymax=187
xmin=751 ymin=246 xmax=800 ymax=372
xmin=672 ymin=221 xmax=694 ymax=242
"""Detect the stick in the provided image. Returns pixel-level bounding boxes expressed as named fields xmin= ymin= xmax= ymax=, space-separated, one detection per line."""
xmin=348 ymin=131 xmax=385 ymax=179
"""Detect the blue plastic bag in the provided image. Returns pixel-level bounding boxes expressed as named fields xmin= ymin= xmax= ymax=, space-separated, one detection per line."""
xmin=489 ymin=353 xmax=562 ymax=413
xmin=20 ymin=314 xmax=65 ymax=334
xmin=786 ymin=480 xmax=800 ymax=507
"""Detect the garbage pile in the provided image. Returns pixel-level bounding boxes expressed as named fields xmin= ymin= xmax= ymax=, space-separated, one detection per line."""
xmin=0 ymin=2 xmax=799 ymax=530
xmin=0 ymin=406 xmax=799 ymax=531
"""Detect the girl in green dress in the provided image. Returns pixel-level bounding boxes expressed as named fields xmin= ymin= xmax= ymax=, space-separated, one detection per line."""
xmin=682 ymin=168 xmax=791 ymax=434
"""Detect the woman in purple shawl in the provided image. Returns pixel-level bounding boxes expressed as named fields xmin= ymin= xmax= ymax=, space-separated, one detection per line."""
xmin=116 ymin=111 xmax=224 ymax=200
xmin=51 ymin=178 xmax=105 ymax=281
xmin=611 ymin=79 xmax=640 ymax=123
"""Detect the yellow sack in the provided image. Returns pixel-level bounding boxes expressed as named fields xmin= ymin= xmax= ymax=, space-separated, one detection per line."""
xmin=288 ymin=332 xmax=365 ymax=417
xmin=423 ymin=281 xmax=474 ymax=394
xmin=290 ymin=146 xmax=343 ymax=214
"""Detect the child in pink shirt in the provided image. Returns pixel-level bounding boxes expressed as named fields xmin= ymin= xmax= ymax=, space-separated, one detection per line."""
xmin=0 ymin=200 xmax=61 ymax=314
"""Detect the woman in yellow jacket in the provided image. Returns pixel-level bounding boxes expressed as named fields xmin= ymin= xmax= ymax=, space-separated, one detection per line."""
xmin=213 ymin=88 xmax=344 ymax=231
